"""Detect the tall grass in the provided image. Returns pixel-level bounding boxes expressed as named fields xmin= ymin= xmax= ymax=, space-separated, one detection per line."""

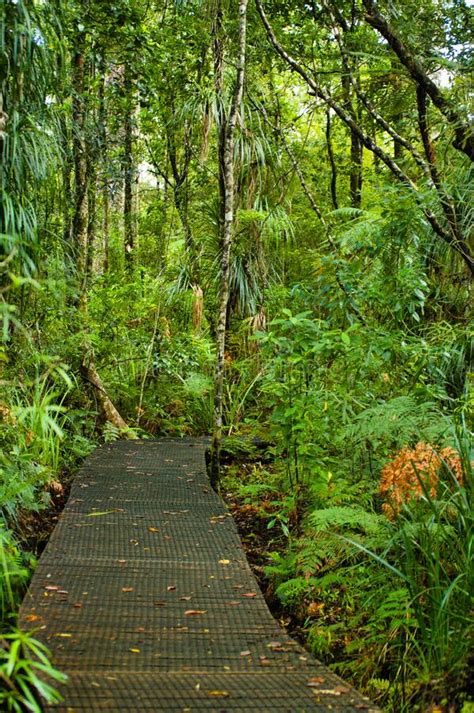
xmin=352 ymin=428 xmax=473 ymax=709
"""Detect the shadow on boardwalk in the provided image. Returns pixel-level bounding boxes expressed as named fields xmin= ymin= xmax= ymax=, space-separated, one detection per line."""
xmin=20 ymin=439 xmax=379 ymax=711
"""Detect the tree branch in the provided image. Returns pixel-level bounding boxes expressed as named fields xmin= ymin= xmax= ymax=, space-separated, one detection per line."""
xmin=362 ymin=0 xmax=474 ymax=161
xmin=255 ymin=0 xmax=474 ymax=276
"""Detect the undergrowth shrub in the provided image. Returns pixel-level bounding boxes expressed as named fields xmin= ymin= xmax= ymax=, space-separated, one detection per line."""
xmin=380 ymin=441 xmax=463 ymax=516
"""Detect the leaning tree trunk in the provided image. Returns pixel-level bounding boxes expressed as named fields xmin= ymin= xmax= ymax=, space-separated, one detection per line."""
xmin=210 ymin=0 xmax=249 ymax=489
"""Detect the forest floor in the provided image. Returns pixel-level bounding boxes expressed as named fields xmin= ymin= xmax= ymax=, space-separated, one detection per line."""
xmin=18 ymin=470 xmax=75 ymax=563
xmin=220 ymin=458 xmax=309 ymax=645
xmin=223 ymin=480 xmax=306 ymax=643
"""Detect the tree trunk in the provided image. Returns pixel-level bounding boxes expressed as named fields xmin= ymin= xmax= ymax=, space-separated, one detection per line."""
xmin=123 ymin=65 xmax=134 ymax=267
xmin=72 ymin=37 xmax=88 ymax=291
xmin=325 ymin=108 xmax=338 ymax=210
xmin=416 ymin=86 xmax=461 ymax=249
xmin=86 ymin=151 xmax=97 ymax=280
xmin=210 ymin=0 xmax=249 ymax=488
xmin=212 ymin=1 xmax=226 ymax=236
xmin=350 ymin=131 xmax=362 ymax=207
xmin=99 ymin=58 xmax=110 ymax=273
xmin=342 ymin=74 xmax=362 ymax=208
xmin=81 ymin=360 xmax=130 ymax=432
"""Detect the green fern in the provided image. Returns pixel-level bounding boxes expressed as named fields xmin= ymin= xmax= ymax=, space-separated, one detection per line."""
xmin=342 ymin=396 xmax=450 ymax=451
xmin=309 ymin=506 xmax=387 ymax=537
xmin=274 ymin=576 xmax=319 ymax=608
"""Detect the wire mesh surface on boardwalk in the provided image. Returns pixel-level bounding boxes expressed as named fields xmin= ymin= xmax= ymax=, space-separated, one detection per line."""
xmin=20 ymin=439 xmax=379 ymax=711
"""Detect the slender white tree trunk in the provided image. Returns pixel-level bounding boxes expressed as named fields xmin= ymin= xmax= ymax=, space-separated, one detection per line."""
xmin=210 ymin=0 xmax=249 ymax=488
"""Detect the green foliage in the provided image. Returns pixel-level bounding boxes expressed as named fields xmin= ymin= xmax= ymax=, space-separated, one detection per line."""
xmin=1 ymin=1 xmax=472 ymax=711
xmin=342 ymin=396 xmax=451 ymax=453
xmin=0 ymin=630 xmax=67 ymax=712
xmin=0 ymin=527 xmax=31 ymax=620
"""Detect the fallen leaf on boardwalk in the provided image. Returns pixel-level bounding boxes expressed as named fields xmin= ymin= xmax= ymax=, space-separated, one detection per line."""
xmin=185 ymin=610 xmax=207 ymax=616
xmin=240 ymin=650 xmax=251 ymax=656
xmin=218 ymin=559 xmax=230 ymax=565
xmin=179 ymin=596 xmax=192 ymax=601
xmin=314 ymin=688 xmax=345 ymax=696
xmin=225 ymin=601 xmax=240 ymax=606
xmin=207 ymin=691 xmax=229 ymax=698
xmin=167 ymin=585 xmax=176 ymax=591
xmin=73 ymin=603 xmax=83 ymax=608
xmin=122 ymin=587 xmax=134 ymax=592
xmin=44 ymin=585 xmax=59 ymax=591
xmin=129 ymin=648 xmax=140 ymax=653
xmin=241 ymin=592 xmax=257 ymax=598
xmin=267 ymin=641 xmax=283 ymax=649
xmin=117 ymin=559 xmax=127 ymax=564
xmin=86 ymin=510 xmax=119 ymax=517
xmin=56 ymin=633 xmax=72 ymax=638
xmin=148 ymin=527 xmax=159 ymax=533
xmin=25 ymin=614 xmax=41 ymax=622
xmin=58 ymin=590 xmax=69 ymax=595
xmin=306 ymin=677 xmax=325 ymax=687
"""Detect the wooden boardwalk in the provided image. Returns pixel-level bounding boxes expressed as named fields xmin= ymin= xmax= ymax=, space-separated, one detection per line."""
xmin=20 ymin=439 xmax=378 ymax=711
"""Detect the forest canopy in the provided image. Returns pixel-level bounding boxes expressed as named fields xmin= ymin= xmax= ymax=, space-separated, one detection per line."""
xmin=0 ymin=0 xmax=473 ymax=711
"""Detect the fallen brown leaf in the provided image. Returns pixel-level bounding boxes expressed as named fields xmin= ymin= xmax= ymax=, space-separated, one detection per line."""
xmin=207 ymin=691 xmax=229 ymax=698
xmin=185 ymin=610 xmax=207 ymax=616
xmin=306 ymin=677 xmax=325 ymax=687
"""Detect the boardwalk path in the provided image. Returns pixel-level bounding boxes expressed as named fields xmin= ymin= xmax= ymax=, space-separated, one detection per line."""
xmin=20 ymin=439 xmax=378 ymax=711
